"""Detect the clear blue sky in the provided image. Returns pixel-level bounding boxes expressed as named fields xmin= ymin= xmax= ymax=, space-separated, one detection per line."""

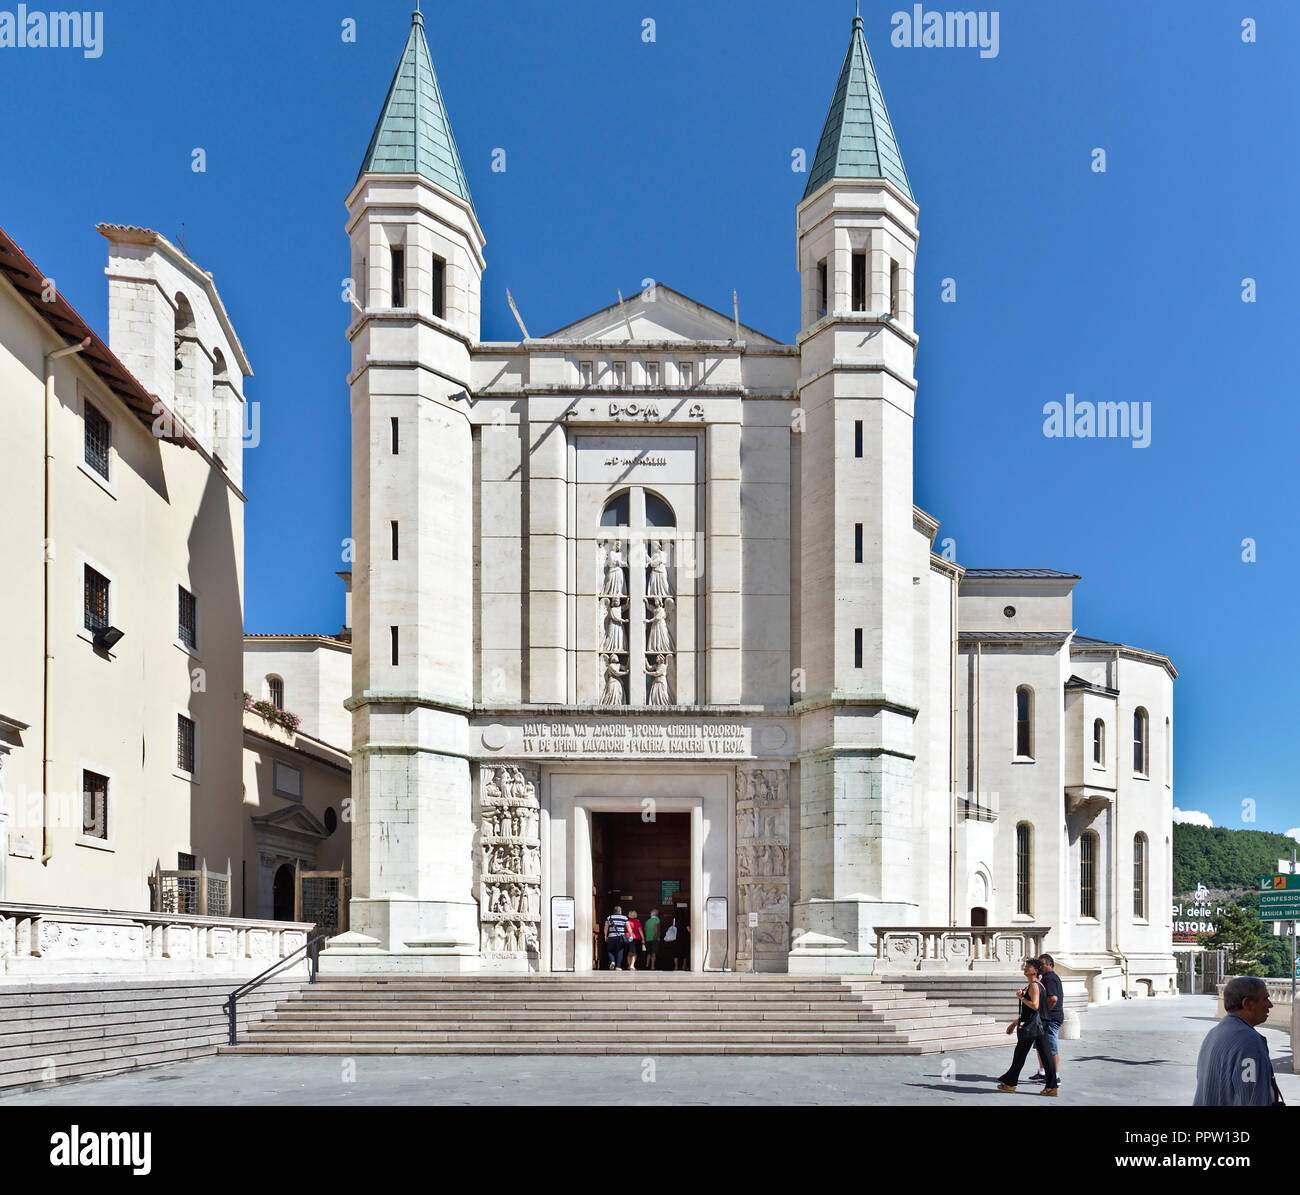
xmin=3 ymin=1 xmax=1297 ymax=834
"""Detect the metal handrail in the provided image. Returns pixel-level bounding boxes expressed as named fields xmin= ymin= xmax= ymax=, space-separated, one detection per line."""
xmin=222 ymin=931 xmax=329 ymax=1046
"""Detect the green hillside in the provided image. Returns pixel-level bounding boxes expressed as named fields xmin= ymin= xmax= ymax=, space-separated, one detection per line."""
xmin=1173 ymin=822 xmax=1297 ymax=895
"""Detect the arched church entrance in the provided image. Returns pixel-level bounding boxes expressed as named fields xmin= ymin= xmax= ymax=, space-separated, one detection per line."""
xmin=591 ymin=811 xmax=691 ymax=970
xmin=273 ymin=864 xmax=295 ymax=922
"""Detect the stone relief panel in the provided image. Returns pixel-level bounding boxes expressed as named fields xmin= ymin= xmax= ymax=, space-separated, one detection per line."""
xmin=734 ymin=766 xmax=790 ymax=968
xmin=477 ymin=764 xmax=542 ymax=956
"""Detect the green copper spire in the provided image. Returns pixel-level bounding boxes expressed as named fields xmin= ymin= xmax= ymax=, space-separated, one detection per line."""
xmin=804 ymin=14 xmax=912 ymax=201
xmin=358 ymin=10 xmax=474 ymax=209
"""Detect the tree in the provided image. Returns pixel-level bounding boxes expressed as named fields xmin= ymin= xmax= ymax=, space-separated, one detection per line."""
xmin=1200 ymin=903 xmax=1266 ymax=976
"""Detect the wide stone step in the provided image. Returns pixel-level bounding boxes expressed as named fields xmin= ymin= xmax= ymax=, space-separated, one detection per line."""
xmin=221 ymin=1042 xmax=958 ymax=1056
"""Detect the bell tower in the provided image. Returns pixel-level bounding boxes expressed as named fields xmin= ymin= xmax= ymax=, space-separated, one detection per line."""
xmin=792 ymin=13 xmax=923 ymax=967
xmin=330 ymin=9 xmax=486 ymax=970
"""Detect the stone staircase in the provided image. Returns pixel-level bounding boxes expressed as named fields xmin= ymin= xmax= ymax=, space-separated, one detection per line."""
xmin=0 ymin=976 xmax=302 ymax=1092
xmin=219 ymin=973 xmax=1012 ymax=1056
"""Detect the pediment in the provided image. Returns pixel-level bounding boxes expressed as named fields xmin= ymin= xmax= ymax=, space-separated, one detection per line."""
xmin=250 ymin=803 xmax=329 ymax=839
xmin=543 ymin=284 xmax=782 ymax=346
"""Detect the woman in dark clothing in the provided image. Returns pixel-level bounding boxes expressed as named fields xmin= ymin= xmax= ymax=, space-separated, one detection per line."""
xmin=996 ymin=958 xmax=1059 ymax=1096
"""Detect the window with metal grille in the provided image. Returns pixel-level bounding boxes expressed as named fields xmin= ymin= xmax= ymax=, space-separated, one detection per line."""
xmin=82 ymin=770 xmax=108 ymax=839
xmin=431 ymin=254 xmax=445 ymax=319
xmin=1133 ymin=708 xmax=1149 ymax=774
xmin=84 ymin=565 xmax=109 ymax=631
xmin=84 ymin=402 xmax=111 ymax=478
xmin=267 ymin=676 xmax=284 ymax=709
xmin=177 ymin=714 xmax=195 ymax=773
xmin=1016 ymin=822 xmax=1031 ymax=915
xmin=1133 ymin=834 xmax=1147 ymax=918
xmin=178 ymin=586 xmax=196 ymax=649
xmin=1080 ymin=832 xmax=1097 ymax=918
xmin=1015 ymin=687 xmax=1033 ymax=757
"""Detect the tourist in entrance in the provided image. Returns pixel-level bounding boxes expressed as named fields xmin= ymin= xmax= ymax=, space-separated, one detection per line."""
xmin=644 ymin=908 xmax=661 ymax=971
xmin=995 ymin=958 xmax=1058 ymax=1096
xmin=625 ymin=910 xmax=644 ymax=970
xmin=604 ymin=905 xmax=629 ymax=971
xmin=1194 ymin=976 xmax=1283 ymax=1105
xmin=1029 ymin=953 xmax=1065 ymax=1086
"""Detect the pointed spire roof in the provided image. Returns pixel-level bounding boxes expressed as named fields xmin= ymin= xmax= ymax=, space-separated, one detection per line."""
xmin=804 ymin=14 xmax=912 ymax=201
xmin=358 ymin=10 xmax=474 ymax=209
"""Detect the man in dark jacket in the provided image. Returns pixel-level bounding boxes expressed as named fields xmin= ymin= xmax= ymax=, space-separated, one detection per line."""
xmin=1031 ymin=953 xmax=1065 ymax=1084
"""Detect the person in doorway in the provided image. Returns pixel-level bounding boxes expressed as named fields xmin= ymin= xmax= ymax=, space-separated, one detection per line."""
xmin=1194 ymin=976 xmax=1283 ymax=1106
xmin=643 ymin=908 xmax=661 ymax=971
xmin=625 ymin=910 xmax=644 ymax=970
xmin=1029 ymin=953 xmax=1065 ymax=1085
xmin=995 ymin=958 xmax=1058 ymax=1096
xmin=663 ymin=914 xmax=680 ymax=968
xmin=604 ymin=905 xmax=629 ymax=971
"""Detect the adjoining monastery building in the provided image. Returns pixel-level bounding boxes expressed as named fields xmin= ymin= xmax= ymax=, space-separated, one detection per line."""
xmin=332 ymin=12 xmax=1178 ymax=998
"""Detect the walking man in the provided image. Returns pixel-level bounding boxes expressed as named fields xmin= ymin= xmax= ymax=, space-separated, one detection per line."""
xmin=1030 ymin=953 xmax=1064 ymax=1085
xmin=603 ymin=905 xmax=629 ymax=971
xmin=1194 ymin=976 xmax=1283 ymax=1106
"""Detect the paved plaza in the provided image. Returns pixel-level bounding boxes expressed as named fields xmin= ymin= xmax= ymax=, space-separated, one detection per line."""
xmin=2 ymin=996 xmax=1294 ymax=1106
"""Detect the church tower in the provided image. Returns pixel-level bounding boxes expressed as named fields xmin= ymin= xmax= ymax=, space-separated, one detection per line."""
xmin=331 ymin=10 xmax=486 ymax=969
xmin=793 ymin=14 xmax=923 ymax=964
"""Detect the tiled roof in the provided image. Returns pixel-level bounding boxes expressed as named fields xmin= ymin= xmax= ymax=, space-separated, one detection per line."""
xmin=358 ymin=11 xmax=474 ymax=209
xmin=962 ymin=569 xmax=1081 ymax=580
xmin=0 ymin=223 xmax=191 ymax=446
xmin=804 ymin=15 xmax=912 ymax=201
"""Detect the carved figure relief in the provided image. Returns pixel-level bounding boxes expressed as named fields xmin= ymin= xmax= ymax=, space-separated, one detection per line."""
xmin=599 ymin=654 xmax=629 ymax=706
xmin=476 ymin=764 xmax=542 ymax=957
xmin=600 ymin=597 xmax=627 ymax=652
xmin=734 ymin=766 xmax=791 ymax=970
xmin=645 ymin=596 xmax=674 ymax=654
xmin=646 ymin=654 xmax=671 ymax=706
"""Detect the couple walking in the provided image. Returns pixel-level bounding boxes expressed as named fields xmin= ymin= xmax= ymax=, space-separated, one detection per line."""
xmin=996 ymin=953 xmax=1064 ymax=1097
xmin=603 ymin=906 xmax=661 ymax=970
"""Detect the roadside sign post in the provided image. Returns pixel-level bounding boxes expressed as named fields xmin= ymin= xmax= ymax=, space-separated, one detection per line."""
xmin=1265 ymin=853 xmax=1299 ymax=1045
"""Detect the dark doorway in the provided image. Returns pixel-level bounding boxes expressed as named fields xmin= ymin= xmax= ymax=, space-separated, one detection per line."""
xmin=970 ymin=906 xmax=988 ymax=927
xmin=273 ymin=864 xmax=295 ymax=922
xmin=592 ymin=811 xmax=690 ymax=970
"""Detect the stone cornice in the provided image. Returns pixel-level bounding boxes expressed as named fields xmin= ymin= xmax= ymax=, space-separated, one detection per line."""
xmin=793 ymin=693 xmax=920 ymax=719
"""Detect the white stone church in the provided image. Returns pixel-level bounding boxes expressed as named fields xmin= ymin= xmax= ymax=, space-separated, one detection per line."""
xmin=331 ymin=11 xmax=1177 ymax=1001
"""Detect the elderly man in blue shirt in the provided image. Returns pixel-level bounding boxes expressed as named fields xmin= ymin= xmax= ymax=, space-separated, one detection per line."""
xmin=1194 ymin=976 xmax=1282 ymax=1106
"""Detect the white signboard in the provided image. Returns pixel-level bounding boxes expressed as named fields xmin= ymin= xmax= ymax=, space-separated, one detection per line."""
xmin=551 ymin=897 xmax=575 ymax=933
xmin=705 ymin=899 xmax=727 ymax=931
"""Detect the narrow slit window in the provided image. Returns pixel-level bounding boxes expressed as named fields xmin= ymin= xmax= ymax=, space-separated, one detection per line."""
xmin=390 ymin=417 xmax=399 ymax=455
xmin=1015 ymin=686 xmax=1033 ymax=758
xmin=1093 ymin=718 xmax=1105 ymax=764
xmin=854 ymin=628 xmax=863 ymax=669
xmin=431 ymin=254 xmax=446 ymax=319
xmin=1015 ymin=823 xmax=1031 ymax=915
xmin=854 ymin=523 xmax=863 ymax=564
xmin=817 ymin=260 xmax=828 ymax=318
xmin=851 ymin=252 xmax=867 ymax=312
xmin=391 ymin=625 xmax=399 ymax=666
xmin=390 ymin=247 xmax=405 ymax=307
xmin=889 ymin=259 xmax=900 ymax=316
xmin=1080 ymin=833 xmax=1097 ymax=918
xmin=391 ymin=520 xmax=399 ymax=561
xmin=854 ymin=419 xmax=863 ymax=458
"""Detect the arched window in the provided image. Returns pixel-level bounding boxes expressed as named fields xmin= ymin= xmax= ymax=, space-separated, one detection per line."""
xmin=1015 ymin=686 xmax=1033 ymax=758
xmin=1015 ymin=822 xmax=1032 ymax=915
xmin=1133 ymin=833 xmax=1148 ymax=919
xmin=212 ymin=347 xmax=228 ymax=463
xmin=644 ymin=490 xmax=676 ymax=528
xmin=1080 ymin=831 xmax=1098 ymax=918
xmin=173 ymin=293 xmax=197 ymax=430
xmin=1133 ymin=707 xmax=1149 ymax=775
xmin=599 ymin=492 xmax=630 ymax=527
xmin=1093 ymin=718 xmax=1105 ymax=764
xmin=267 ymin=676 xmax=284 ymax=709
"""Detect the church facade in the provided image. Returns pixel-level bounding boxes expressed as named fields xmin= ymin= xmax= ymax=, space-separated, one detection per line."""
xmin=331 ymin=11 xmax=1177 ymax=1001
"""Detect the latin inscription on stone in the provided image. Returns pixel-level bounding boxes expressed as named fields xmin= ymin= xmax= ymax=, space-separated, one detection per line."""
xmin=521 ymin=721 xmax=747 ymax=756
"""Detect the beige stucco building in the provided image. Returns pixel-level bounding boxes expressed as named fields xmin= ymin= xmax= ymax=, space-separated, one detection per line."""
xmin=0 ymin=222 xmax=251 ymax=913
xmin=332 ymin=12 xmax=1178 ymax=1002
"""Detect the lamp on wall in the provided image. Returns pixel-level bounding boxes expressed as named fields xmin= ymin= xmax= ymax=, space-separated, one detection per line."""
xmin=92 ymin=626 xmax=124 ymax=651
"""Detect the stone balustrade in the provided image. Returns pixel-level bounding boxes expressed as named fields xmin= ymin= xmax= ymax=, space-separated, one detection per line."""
xmin=874 ymin=925 xmax=1051 ymax=972
xmin=0 ymin=901 xmax=313 ymax=979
